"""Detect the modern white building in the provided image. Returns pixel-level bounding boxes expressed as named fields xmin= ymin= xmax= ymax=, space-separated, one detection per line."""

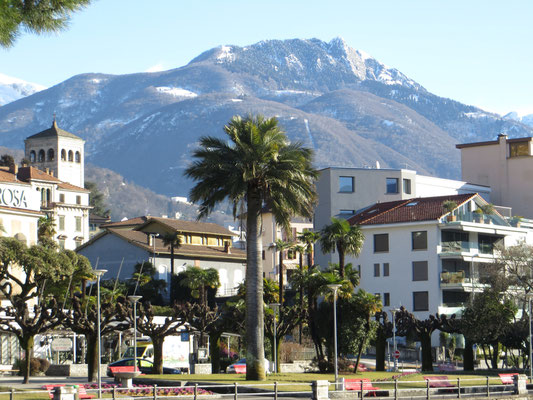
xmin=314 ymin=167 xmax=491 ymax=268
xmin=344 ymin=193 xmax=529 ymax=345
xmin=77 ymin=216 xmax=247 ymax=298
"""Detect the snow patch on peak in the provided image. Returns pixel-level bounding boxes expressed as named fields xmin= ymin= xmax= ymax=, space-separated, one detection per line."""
xmin=0 ymin=73 xmax=46 ymax=106
xmin=155 ymin=87 xmax=198 ymax=98
xmin=216 ymin=46 xmax=235 ymax=63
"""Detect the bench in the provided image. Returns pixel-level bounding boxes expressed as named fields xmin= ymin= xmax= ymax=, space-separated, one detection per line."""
xmin=44 ymin=384 xmax=95 ymax=399
xmin=424 ymin=376 xmax=457 ymax=394
xmin=345 ymin=378 xmax=381 ymax=396
xmin=499 ymin=373 xmax=518 ymax=384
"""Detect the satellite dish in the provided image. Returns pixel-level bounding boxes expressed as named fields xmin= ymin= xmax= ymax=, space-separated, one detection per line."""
xmin=376 ymin=161 xmax=381 ymax=169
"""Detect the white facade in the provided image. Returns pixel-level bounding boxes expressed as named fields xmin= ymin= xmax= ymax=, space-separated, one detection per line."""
xmin=345 ymin=194 xmax=529 ymax=346
xmin=314 ymin=167 xmax=491 ymax=268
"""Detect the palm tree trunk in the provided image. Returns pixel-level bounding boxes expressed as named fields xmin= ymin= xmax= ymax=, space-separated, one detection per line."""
xmin=245 ymin=189 xmax=265 ymax=380
xmin=278 ymin=251 xmax=284 ymax=310
xmin=337 ymin=243 xmax=345 ymax=278
xmin=299 ymin=253 xmax=303 ymax=344
xmin=170 ymin=243 xmax=175 ymax=301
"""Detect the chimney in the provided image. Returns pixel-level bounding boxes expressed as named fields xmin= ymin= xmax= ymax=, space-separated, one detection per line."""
xmin=49 ymin=170 xmax=54 ymax=177
xmin=224 ymin=241 xmax=231 ymax=254
xmin=9 ymin=164 xmax=18 ymax=175
xmin=45 ymin=168 xmax=50 ymax=175
xmin=148 ymin=234 xmax=153 ymax=247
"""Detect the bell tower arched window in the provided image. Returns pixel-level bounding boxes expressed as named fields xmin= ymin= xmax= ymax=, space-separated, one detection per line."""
xmin=30 ymin=151 xmax=36 ymax=163
xmin=68 ymin=150 xmax=73 ymax=162
xmin=61 ymin=149 xmax=66 ymax=161
xmin=48 ymin=149 xmax=55 ymax=161
xmin=75 ymin=151 xmax=81 ymax=163
xmin=38 ymin=150 xmax=45 ymax=162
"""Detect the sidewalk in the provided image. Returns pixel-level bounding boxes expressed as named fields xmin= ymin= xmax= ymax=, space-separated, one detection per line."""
xmin=0 ymin=375 xmax=115 ymax=391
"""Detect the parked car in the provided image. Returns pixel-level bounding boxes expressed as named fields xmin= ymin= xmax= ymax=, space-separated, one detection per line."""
xmin=107 ymin=358 xmax=181 ymax=377
xmin=226 ymin=358 xmax=270 ymax=373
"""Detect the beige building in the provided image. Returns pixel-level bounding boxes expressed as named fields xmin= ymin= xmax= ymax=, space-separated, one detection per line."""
xmin=260 ymin=210 xmax=313 ymax=281
xmin=457 ymin=134 xmax=533 ymax=219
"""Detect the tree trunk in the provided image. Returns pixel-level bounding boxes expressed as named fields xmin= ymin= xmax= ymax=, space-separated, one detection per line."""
xmin=21 ymin=334 xmax=34 ymax=384
xmin=337 ymin=243 xmax=345 ymax=278
xmin=278 ymin=251 xmax=284 ymax=309
xmin=298 ymin=252 xmax=303 ymax=344
xmin=245 ymin=189 xmax=265 ymax=380
xmin=375 ymin=328 xmax=386 ymax=371
xmin=463 ymin=338 xmax=474 ymax=371
xmin=276 ymin=336 xmax=283 ymax=373
xmin=86 ymin=333 xmax=98 ymax=382
xmin=209 ymin=332 xmax=222 ymax=373
xmin=490 ymin=341 xmax=499 ymax=369
xmin=152 ymin=336 xmax=165 ymax=374
xmin=170 ymin=244 xmax=175 ymax=303
xmin=420 ymin=332 xmax=433 ymax=372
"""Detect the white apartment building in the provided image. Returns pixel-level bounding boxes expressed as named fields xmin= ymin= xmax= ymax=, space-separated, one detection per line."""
xmin=345 ymin=193 xmax=529 ymax=345
xmin=314 ymin=167 xmax=491 ymax=268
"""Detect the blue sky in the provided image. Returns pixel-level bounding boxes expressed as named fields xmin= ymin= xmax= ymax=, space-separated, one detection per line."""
xmin=1 ymin=0 xmax=532 ymax=115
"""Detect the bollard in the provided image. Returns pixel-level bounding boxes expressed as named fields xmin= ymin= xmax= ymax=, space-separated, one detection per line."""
xmin=457 ymin=378 xmax=461 ymax=399
xmin=360 ymin=379 xmax=364 ymax=400
xmin=394 ymin=378 xmax=398 ymax=400
xmin=153 ymin=384 xmax=157 ymax=400
xmin=486 ymin=376 xmax=489 ymax=397
xmin=513 ymin=374 xmax=527 ymax=395
xmin=234 ymin=382 xmax=238 ymax=400
xmin=10 ymin=388 xmax=13 ymax=400
xmin=426 ymin=379 xmax=430 ymax=400
xmin=311 ymin=381 xmax=329 ymax=400
xmin=194 ymin=383 xmax=198 ymax=400
xmin=274 ymin=382 xmax=278 ymax=400
xmin=340 ymin=377 xmax=345 ymax=391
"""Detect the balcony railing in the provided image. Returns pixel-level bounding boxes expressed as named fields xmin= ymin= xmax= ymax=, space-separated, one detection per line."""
xmin=440 ymin=271 xmax=467 ymax=284
xmin=444 ymin=211 xmax=509 ymax=226
xmin=440 ymin=241 xmax=495 ymax=255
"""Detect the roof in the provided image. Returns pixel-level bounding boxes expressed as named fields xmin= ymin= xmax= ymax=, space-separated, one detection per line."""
xmin=137 ymin=216 xmax=236 ymax=237
xmin=102 ymin=216 xmax=150 ymax=229
xmin=57 ymin=181 xmax=90 ymax=192
xmin=456 ymin=135 xmax=533 ymax=149
xmin=25 ymin=120 xmax=83 ymax=141
xmin=0 ymin=169 xmax=25 ymax=184
xmin=17 ymin=166 xmax=60 ymax=183
xmin=81 ymin=228 xmax=246 ymax=261
xmin=348 ymin=193 xmax=477 ymax=226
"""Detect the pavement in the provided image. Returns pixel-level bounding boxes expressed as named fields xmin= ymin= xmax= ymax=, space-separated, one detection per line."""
xmin=0 ymin=375 xmax=116 ymax=391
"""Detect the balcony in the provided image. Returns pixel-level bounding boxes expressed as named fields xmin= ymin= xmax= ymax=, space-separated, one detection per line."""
xmin=440 ymin=240 xmax=498 ymax=256
xmin=443 ymin=211 xmax=509 ymax=226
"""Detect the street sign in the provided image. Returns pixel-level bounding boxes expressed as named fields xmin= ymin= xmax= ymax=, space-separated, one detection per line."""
xmin=394 ymin=350 xmax=400 ymax=359
xmin=51 ymin=338 xmax=73 ymax=352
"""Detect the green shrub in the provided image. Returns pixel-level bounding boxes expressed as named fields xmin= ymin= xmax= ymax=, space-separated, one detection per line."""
xmin=13 ymin=357 xmax=50 ymax=376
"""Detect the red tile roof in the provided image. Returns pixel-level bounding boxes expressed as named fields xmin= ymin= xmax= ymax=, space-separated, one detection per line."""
xmin=17 ymin=166 xmax=60 ymax=182
xmin=139 ymin=216 xmax=235 ymax=237
xmin=348 ymin=194 xmax=477 ymax=225
xmin=102 ymin=216 xmax=150 ymax=228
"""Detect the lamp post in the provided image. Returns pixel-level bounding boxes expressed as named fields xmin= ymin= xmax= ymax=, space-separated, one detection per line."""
xmin=94 ymin=269 xmax=107 ymax=399
xmin=269 ymin=303 xmax=280 ymax=373
xmin=327 ymin=284 xmax=342 ymax=390
xmin=528 ymin=295 xmax=532 ymax=381
xmin=128 ymin=295 xmax=142 ymax=374
xmin=390 ymin=308 xmax=400 ymax=372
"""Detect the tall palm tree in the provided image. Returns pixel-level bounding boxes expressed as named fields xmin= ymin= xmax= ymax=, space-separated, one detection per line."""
xmin=185 ymin=114 xmax=318 ymax=380
xmin=269 ymin=239 xmax=292 ymax=310
xmin=298 ymin=229 xmax=321 ymax=267
xmin=292 ymin=243 xmax=306 ymax=344
xmin=320 ymin=217 xmax=365 ymax=278
xmin=162 ymin=232 xmax=182 ymax=301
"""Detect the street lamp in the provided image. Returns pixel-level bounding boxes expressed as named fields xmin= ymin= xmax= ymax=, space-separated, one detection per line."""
xmin=94 ymin=269 xmax=107 ymax=399
xmin=327 ymin=284 xmax=342 ymax=390
xmin=128 ymin=295 xmax=142 ymax=374
xmin=269 ymin=303 xmax=280 ymax=373
xmin=527 ymin=294 xmax=533 ymax=381
xmin=390 ymin=308 xmax=400 ymax=372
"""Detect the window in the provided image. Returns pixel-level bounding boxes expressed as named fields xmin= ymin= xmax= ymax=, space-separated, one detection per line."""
xmin=510 ymin=141 xmax=529 ymax=157
xmin=75 ymin=151 xmax=81 ymax=163
xmin=30 ymin=151 xmax=36 ymax=162
xmin=68 ymin=150 xmax=73 ymax=162
xmin=262 ymin=250 xmax=265 ymax=260
xmin=339 ymin=210 xmax=355 ymax=216
xmin=383 ymin=263 xmax=390 ymax=277
xmin=413 ymin=291 xmax=429 ymax=311
xmin=38 ymin=149 xmax=45 ymax=162
xmin=412 ymin=231 xmax=427 ymax=250
xmin=59 ymin=194 xmax=65 ymax=203
xmin=76 ymin=195 xmax=81 ymax=205
xmin=75 ymin=238 xmax=82 ymax=248
xmin=383 ymin=292 xmax=390 ymax=307
xmin=386 ymin=178 xmax=399 ymax=194
xmin=58 ymin=215 xmax=65 ymax=231
xmin=374 ymin=263 xmax=380 ymax=277
xmin=48 ymin=149 xmax=55 ymax=161
xmin=441 ymin=230 xmax=469 ymax=252
xmin=58 ymin=239 xmax=65 ymax=250
xmin=339 ymin=176 xmax=354 ymax=193
xmin=75 ymin=216 xmax=82 ymax=232
xmin=412 ymin=261 xmax=428 ymax=281
xmin=374 ymin=233 xmax=389 ymax=252
xmin=478 ymin=235 xmax=502 ymax=255
xmin=61 ymin=149 xmax=66 ymax=161
xmin=403 ymin=178 xmax=412 ymax=194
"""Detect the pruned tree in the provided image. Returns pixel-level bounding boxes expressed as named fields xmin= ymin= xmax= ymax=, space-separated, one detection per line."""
xmin=374 ymin=311 xmax=393 ymax=371
xmin=0 ymin=238 xmax=75 ymax=383
xmin=130 ymin=301 xmax=184 ymax=374
xmin=175 ymin=302 xmax=220 ymax=358
xmin=63 ymin=294 xmax=130 ymax=382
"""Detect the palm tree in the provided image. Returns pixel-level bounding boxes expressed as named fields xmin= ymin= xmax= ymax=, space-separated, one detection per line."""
xmin=320 ymin=217 xmax=365 ymax=278
xmin=269 ymin=239 xmax=292 ymax=310
xmin=292 ymin=243 xmax=306 ymax=344
xmin=162 ymin=232 xmax=182 ymax=301
xmin=185 ymin=114 xmax=318 ymax=380
xmin=178 ymin=266 xmax=220 ymax=307
xmin=298 ymin=229 xmax=321 ymax=267
xmin=37 ymin=215 xmax=56 ymax=246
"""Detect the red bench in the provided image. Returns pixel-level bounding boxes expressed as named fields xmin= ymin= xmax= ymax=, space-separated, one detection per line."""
xmin=109 ymin=365 xmax=140 ymax=375
xmin=499 ymin=373 xmax=518 ymax=384
xmin=345 ymin=379 xmax=381 ymax=396
xmin=44 ymin=384 xmax=95 ymax=399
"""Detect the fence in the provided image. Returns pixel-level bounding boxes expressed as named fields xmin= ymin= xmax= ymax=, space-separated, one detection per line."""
xmin=0 ymin=376 xmax=528 ymax=400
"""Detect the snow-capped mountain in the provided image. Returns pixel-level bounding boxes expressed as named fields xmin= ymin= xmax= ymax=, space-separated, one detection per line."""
xmin=503 ymin=111 xmax=533 ymax=129
xmin=0 ymin=38 xmax=531 ymax=197
xmin=0 ymin=73 xmax=46 ymax=106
